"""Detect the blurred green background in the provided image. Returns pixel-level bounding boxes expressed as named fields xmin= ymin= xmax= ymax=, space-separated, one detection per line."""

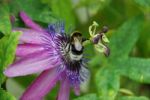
xmin=0 ymin=0 xmax=150 ymax=100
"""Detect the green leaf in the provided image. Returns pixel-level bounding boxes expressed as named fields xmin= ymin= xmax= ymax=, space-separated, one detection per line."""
xmin=9 ymin=0 xmax=56 ymax=23
xmin=88 ymin=0 xmax=111 ymax=16
xmin=117 ymin=96 xmax=149 ymax=100
xmin=95 ymin=67 xmax=120 ymax=100
xmin=137 ymin=21 xmax=150 ymax=57
xmin=73 ymin=93 xmax=98 ymax=100
xmin=133 ymin=0 xmax=150 ymax=8
xmin=13 ymin=75 xmax=36 ymax=88
xmin=117 ymin=58 xmax=150 ymax=83
xmin=0 ymin=32 xmax=4 ymax=39
xmin=0 ymin=4 xmax=11 ymax=35
xmin=45 ymin=84 xmax=60 ymax=100
xmin=41 ymin=0 xmax=75 ymax=29
xmin=0 ymin=32 xmax=21 ymax=84
xmin=77 ymin=0 xmax=111 ymax=16
xmin=0 ymin=88 xmax=16 ymax=100
xmin=109 ymin=15 xmax=143 ymax=58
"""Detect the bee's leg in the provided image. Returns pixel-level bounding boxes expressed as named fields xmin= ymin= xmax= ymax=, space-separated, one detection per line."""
xmin=82 ymin=38 xmax=89 ymax=42
xmin=19 ymin=11 xmax=45 ymax=32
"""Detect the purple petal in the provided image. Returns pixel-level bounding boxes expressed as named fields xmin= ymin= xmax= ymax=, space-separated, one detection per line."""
xmin=20 ymin=68 xmax=60 ymax=100
xmin=20 ymin=11 xmax=45 ymax=32
xmin=16 ymin=44 xmax=44 ymax=57
xmin=4 ymin=51 xmax=59 ymax=77
xmin=73 ymin=85 xmax=80 ymax=96
xmin=57 ymin=77 xmax=70 ymax=100
xmin=13 ymin=28 xmax=46 ymax=44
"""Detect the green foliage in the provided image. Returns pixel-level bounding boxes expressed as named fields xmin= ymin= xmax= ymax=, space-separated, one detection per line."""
xmin=41 ymin=0 xmax=75 ymax=29
xmin=137 ymin=21 xmax=150 ymax=57
xmin=91 ymin=15 xmax=150 ymax=100
xmin=73 ymin=93 xmax=98 ymax=100
xmin=117 ymin=96 xmax=149 ymax=100
xmin=133 ymin=0 xmax=150 ymax=8
xmin=0 ymin=88 xmax=16 ymax=100
xmin=77 ymin=0 xmax=111 ymax=16
xmin=0 ymin=32 xmax=21 ymax=84
xmin=95 ymin=67 xmax=119 ymax=100
xmin=0 ymin=0 xmax=150 ymax=100
xmin=117 ymin=58 xmax=150 ymax=83
xmin=0 ymin=4 xmax=11 ymax=35
xmin=9 ymin=0 xmax=56 ymax=24
xmin=109 ymin=15 xmax=143 ymax=58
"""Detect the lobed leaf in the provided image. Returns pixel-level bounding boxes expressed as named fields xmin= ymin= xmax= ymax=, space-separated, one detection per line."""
xmin=116 ymin=58 xmax=150 ymax=84
xmin=95 ymin=67 xmax=120 ymax=100
xmin=0 ymin=32 xmax=21 ymax=84
xmin=109 ymin=15 xmax=143 ymax=59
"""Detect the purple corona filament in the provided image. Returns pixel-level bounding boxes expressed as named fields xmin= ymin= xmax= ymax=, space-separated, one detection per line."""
xmin=4 ymin=11 xmax=90 ymax=100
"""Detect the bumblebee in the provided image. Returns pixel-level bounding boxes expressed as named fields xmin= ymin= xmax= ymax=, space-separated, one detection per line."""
xmin=69 ymin=31 xmax=85 ymax=61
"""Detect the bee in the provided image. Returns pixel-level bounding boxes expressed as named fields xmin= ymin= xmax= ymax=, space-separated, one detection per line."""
xmin=69 ymin=31 xmax=85 ymax=61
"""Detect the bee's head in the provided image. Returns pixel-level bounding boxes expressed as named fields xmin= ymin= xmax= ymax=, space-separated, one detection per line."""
xmin=71 ymin=31 xmax=84 ymax=55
